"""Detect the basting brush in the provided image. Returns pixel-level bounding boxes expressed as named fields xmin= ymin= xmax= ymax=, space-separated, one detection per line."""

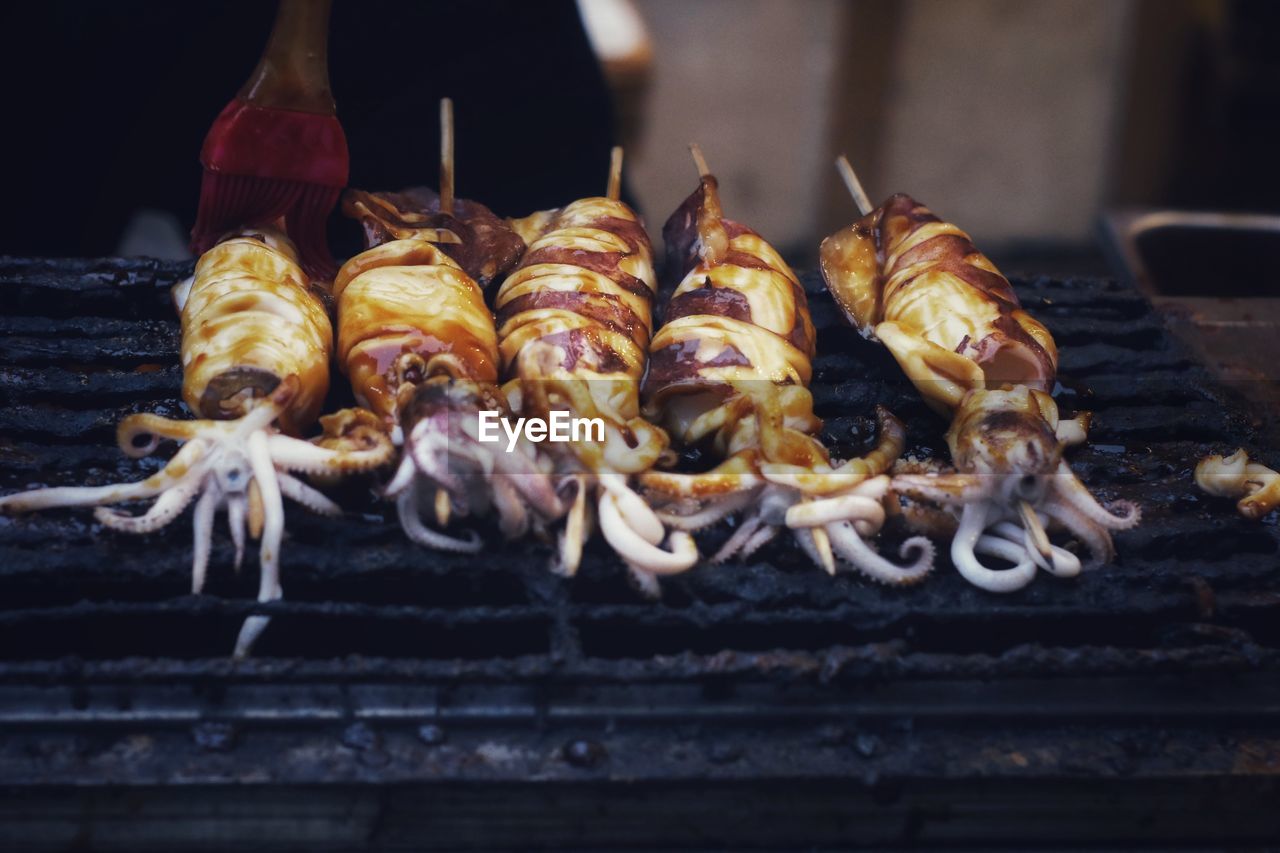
xmin=190 ymin=0 xmax=347 ymax=279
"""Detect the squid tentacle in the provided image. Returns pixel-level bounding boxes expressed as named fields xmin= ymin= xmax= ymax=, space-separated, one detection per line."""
xmin=599 ymin=474 xmax=666 ymax=543
xmin=395 ymin=484 xmax=482 ymax=553
xmin=226 ymin=493 xmax=248 ymax=570
xmin=657 ymin=488 xmax=760 ymax=532
xmin=553 ymin=475 xmax=591 ymax=578
xmin=989 ymin=520 xmax=1081 ymax=578
xmin=972 ymin=534 xmax=1039 ymax=573
xmin=407 ymin=428 xmax=464 ymax=494
xmin=791 ymin=526 xmax=836 ymax=575
xmin=1195 ymin=449 xmax=1280 ymax=520
xmin=382 ymin=455 xmax=418 ymax=498
xmin=898 ymin=501 xmax=958 ymax=540
xmin=1041 ymin=496 xmax=1115 ymax=564
xmin=641 ymin=451 xmax=765 ymax=502
xmin=490 ymin=475 xmax=531 ymax=540
xmin=951 ymin=503 xmax=1037 ymax=593
xmin=625 ymin=561 xmax=663 ymax=600
xmin=825 ymin=520 xmax=934 ymax=586
xmin=191 ymin=485 xmax=219 ymax=594
xmin=266 ymin=432 xmax=394 ymax=477
xmin=395 ymin=412 xmax=553 ymax=546
xmin=116 ymin=413 xmax=206 ymax=457
xmin=490 ymin=441 xmax=565 ymax=520
xmin=829 ymin=407 xmax=908 ymax=480
xmin=93 ymin=473 xmax=205 ymax=534
xmin=1052 ymin=461 xmax=1141 ymax=530
xmin=713 ymin=510 xmax=773 ymax=564
xmin=739 ymin=523 xmax=782 ymax=561
xmin=276 ymin=472 xmax=343 ymax=517
xmin=785 ymin=489 xmax=887 ymax=537
xmin=890 ymin=472 xmax=989 ymax=507
xmin=597 ymin=489 xmax=699 ymax=576
xmin=233 ymin=430 xmax=287 ymax=658
xmin=0 ymin=440 xmax=210 ymax=513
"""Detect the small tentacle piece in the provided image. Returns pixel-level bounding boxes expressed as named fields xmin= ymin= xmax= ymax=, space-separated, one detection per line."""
xmin=1196 ymin=449 xmax=1280 ymax=521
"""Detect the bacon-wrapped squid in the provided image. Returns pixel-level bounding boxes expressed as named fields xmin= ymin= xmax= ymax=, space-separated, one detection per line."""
xmin=820 ymin=160 xmax=1140 ymax=591
xmin=641 ymin=148 xmax=934 ymax=584
xmin=1196 ymin=450 xmax=1280 ymax=520
xmin=495 ymin=148 xmax=697 ymax=590
xmin=0 ymin=229 xmax=393 ymax=654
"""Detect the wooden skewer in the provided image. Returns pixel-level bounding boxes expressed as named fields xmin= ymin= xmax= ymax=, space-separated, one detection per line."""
xmin=687 ymin=142 xmax=728 ymax=264
xmin=835 ymin=154 xmax=873 ymax=217
xmin=689 ymin=143 xmax=723 ymax=214
xmin=439 ymin=97 xmax=455 ymax=215
xmin=690 ymin=142 xmax=712 ymax=180
xmin=606 ymin=146 xmax=624 ymax=201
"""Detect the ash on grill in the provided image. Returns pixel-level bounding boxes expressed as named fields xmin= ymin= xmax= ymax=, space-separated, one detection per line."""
xmin=0 ymin=256 xmax=1278 ymax=848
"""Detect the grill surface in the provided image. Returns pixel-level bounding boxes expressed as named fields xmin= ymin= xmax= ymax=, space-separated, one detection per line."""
xmin=1 ymin=256 xmax=1279 ymax=848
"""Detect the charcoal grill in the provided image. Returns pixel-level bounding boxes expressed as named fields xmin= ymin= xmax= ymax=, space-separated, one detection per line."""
xmin=1 ymin=256 xmax=1279 ymax=849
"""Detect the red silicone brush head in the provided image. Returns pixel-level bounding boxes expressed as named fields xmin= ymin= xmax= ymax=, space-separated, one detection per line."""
xmin=191 ymin=100 xmax=348 ymax=279
xmin=190 ymin=0 xmax=346 ymax=280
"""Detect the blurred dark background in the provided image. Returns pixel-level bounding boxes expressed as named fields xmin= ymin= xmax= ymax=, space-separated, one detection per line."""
xmin=0 ymin=0 xmax=1277 ymax=287
xmin=0 ymin=0 xmax=616 ymax=260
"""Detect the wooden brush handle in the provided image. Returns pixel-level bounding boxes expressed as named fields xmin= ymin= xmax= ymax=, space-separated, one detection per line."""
xmin=238 ymin=0 xmax=336 ymax=114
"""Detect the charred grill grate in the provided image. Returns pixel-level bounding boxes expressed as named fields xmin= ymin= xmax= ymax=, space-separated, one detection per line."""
xmin=1 ymin=256 xmax=1279 ymax=847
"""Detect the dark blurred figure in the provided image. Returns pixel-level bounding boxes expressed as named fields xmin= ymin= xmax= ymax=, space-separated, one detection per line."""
xmin=1170 ymin=0 xmax=1280 ymax=210
xmin=0 ymin=0 xmax=617 ymax=259
xmin=1114 ymin=0 xmax=1280 ymax=213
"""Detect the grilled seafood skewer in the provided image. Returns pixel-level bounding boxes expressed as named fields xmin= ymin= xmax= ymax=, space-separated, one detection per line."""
xmin=641 ymin=146 xmax=934 ymax=583
xmin=820 ymin=156 xmax=1139 ymax=592
xmin=0 ymin=230 xmax=393 ymax=654
xmin=333 ymin=99 xmax=559 ymax=550
xmin=496 ymin=147 xmax=697 ymax=591
xmin=1196 ymin=450 xmax=1280 ymax=520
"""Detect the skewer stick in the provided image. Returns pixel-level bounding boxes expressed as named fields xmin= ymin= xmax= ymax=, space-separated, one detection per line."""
xmin=688 ymin=143 xmax=721 ymax=215
xmin=690 ymin=143 xmax=712 ymax=180
xmin=606 ymin=146 xmax=624 ymax=201
xmin=439 ymin=97 xmax=455 ymax=215
xmin=687 ymin=142 xmax=728 ymax=264
xmin=835 ymin=154 xmax=873 ymax=216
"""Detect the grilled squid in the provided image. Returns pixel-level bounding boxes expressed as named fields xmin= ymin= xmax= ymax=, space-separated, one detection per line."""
xmin=819 ymin=159 xmax=1139 ymax=592
xmin=0 ymin=229 xmax=393 ymax=654
xmin=1196 ymin=450 xmax=1280 ymax=520
xmin=335 ymin=203 xmax=560 ymax=548
xmin=495 ymin=148 xmax=697 ymax=591
xmin=333 ymin=101 xmax=558 ymax=551
xmin=640 ymin=147 xmax=934 ymax=584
